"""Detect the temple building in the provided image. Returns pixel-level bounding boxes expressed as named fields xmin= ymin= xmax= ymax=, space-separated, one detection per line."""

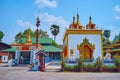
xmin=0 ymin=42 xmax=11 ymax=63
xmin=2 ymin=29 xmax=62 ymax=64
xmin=103 ymin=33 xmax=120 ymax=59
xmin=63 ymin=13 xmax=103 ymax=62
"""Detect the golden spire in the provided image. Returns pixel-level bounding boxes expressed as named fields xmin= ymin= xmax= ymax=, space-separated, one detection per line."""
xmin=76 ymin=8 xmax=80 ymax=25
xmin=72 ymin=16 xmax=75 ymax=24
xmin=27 ymin=28 xmax=31 ymax=42
xmin=89 ymin=16 xmax=92 ymax=24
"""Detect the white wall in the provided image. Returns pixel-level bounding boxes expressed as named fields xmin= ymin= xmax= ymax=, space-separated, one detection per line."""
xmin=2 ymin=56 xmax=8 ymax=62
xmin=68 ymin=34 xmax=102 ymax=60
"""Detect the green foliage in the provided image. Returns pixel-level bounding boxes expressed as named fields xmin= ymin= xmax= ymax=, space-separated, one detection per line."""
xmin=52 ymin=40 xmax=59 ymax=48
xmin=15 ymin=29 xmax=49 ymax=43
xmin=84 ymin=63 xmax=94 ymax=68
xmin=50 ymin=24 xmax=60 ymax=41
xmin=114 ymin=55 xmax=120 ymax=66
xmin=103 ymin=65 xmax=115 ymax=69
xmin=60 ymin=61 xmax=65 ymax=67
xmin=76 ymin=58 xmax=84 ymax=67
xmin=15 ymin=32 xmax=23 ymax=43
xmin=0 ymin=31 xmax=4 ymax=42
xmin=64 ymin=64 xmax=78 ymax=71
xmin=94 ymin=56 xmax=103 ymax=69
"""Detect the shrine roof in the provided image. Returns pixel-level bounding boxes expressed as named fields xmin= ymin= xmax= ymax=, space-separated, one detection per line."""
xmin=2 ymin=47 xmax=16 ymax=52
xmin=2 ymin=46 xmax=62 ymax=52
xmin=42 ymin=46 xmax=62 ymax=52
xmin=21 ymin=38 xmax=52 ymax=44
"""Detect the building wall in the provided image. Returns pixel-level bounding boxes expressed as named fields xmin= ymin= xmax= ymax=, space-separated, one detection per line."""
xmin=68 ymin=34 xmax=102 ymax=60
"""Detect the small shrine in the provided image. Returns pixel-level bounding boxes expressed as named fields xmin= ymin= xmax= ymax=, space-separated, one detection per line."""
xmin=62 ymin=11 xmax=102 ymax=62
xmin=77 ymin=37 xmax=95 ymax=60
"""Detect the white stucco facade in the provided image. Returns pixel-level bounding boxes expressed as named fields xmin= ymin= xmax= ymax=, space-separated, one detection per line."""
xmin=68 ymin=34 xmax=102 ymax=60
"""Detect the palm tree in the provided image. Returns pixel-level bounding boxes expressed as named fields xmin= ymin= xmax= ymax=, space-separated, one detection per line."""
xmin=50 ymin=24 xmax=60 ymax=41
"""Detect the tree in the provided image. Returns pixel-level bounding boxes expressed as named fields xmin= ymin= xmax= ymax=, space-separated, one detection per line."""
xmin=15 ymin=29 xmax=49 ymax=43
xmin=103 ymin=30 xmax=111 ymax=39
xmin=50 ymin=24 xmax=60 ymax=41
xmin=38 ymin=29 xmax=49 ymax=38
xmin=15 ymin=32 xmax=23 ymax=43
xmin=0 ymin=31 xmax=4 ymax=42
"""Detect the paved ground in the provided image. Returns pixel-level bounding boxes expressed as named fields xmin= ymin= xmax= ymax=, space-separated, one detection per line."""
xmin=0 ymin=63 xmax=120 ymax=80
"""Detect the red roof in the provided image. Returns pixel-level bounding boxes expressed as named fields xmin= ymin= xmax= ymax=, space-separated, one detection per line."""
xmin=0 ymin=52 xmax=8 ymax=56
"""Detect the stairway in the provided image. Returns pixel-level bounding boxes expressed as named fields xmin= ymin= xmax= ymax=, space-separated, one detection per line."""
xmin=45 ymin=62 xmax=61 ymax=72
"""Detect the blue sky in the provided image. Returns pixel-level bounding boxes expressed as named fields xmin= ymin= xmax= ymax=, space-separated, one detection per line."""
xmin=0 ymin=0 xmax=120 ymax=44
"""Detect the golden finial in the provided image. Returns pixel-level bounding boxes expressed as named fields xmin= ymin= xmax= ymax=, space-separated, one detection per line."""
xmin=27 ymin=28 xmax=31 ymax=42
xmin=76 ymin=8 xmax=80 ymax=25
xmin=72 ymin=16 xmax=75 ymax=24
xmin=89 ymin=16 xmax=92 ymax=24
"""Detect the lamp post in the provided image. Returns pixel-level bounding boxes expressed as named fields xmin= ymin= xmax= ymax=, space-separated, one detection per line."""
xmin=36 ymin=16 xmax=40 ymax=49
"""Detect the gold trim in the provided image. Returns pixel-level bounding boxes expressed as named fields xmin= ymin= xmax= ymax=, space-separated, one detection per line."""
xmin=63 ymin=29 xmax=102 ymax=41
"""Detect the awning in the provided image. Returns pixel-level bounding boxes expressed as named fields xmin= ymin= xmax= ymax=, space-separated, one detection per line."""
xmin=42 ymin=46 xmax=62 ymax=52
xmin=2 ymin=47 xmax=16 ymax=52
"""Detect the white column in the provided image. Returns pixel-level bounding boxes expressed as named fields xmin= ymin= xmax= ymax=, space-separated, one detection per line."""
xmin=17 ymin=51 xmax=20 ymax=64
xmin=15 ymin=51 xmax=18 ymax=59
xmin=30 ymin=51 xmax=33 ymax=64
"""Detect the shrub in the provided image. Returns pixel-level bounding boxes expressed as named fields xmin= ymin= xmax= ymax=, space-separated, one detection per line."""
xmin=114 ymin=55 xmax=120 ymax=66
xmin=84 ymin=63 xmax=94 ymax=68
xmin=76 ymin=58 xmax=84 ymax=68
xmin=103 ymin=65 xmax=115 ymax=69
xmin=60 ymin=61 xmax=65 ymax=67
xmin=94 ymin=56 xmax=103 ymax=69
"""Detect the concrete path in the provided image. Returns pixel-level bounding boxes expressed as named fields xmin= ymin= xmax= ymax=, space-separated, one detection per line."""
xmin=0 ymin=63 xmax=120 ymax=80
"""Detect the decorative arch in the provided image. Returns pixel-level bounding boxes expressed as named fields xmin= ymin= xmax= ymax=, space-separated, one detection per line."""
xmin=77 ymin=37 xmax=95 ymax=60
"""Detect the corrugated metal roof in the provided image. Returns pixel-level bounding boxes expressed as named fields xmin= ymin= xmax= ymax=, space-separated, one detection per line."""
xmin=2 ymin=46 xmax=62 ymax=52
xmin=42 ymin=46 xmax=62 ymax=52
xmin=21 ymin=38 xmax=52 ymax=44
xmin=2 ymin=47 xmax=16 ymax=52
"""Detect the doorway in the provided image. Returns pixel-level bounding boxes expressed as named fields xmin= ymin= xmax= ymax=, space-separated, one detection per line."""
xmin=20 ymin=51 xmax=30 ymax=64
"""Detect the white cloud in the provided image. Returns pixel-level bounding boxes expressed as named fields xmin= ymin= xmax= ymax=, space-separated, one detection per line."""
xmin=35 ymin=0 xmax=57 ymax=8
xmin=39 ymin=12 xmax=69 ymax=27
xmin=38 ymin=12 xmax=69 ymax=44
xmin=115 ymin=15 xmax=120 ymax=20
xmin=113 ymin=5 xmax=120 ymax=20
xmin=113 ymin=5 xmax=120 ymax=13
xmin=17 ymin=19 xmax=36 ymax=30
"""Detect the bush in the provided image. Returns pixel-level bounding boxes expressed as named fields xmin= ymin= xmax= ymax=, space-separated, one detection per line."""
xmin=76 ymin=58 xmax=84 ymax=68
xmin=84 ymin=63 xmax=94 ymax=68
xmin=103 ymin=65 xmax=115 ymax=69
xmin=114 ymin=56 xmax=120 ymax=66
xmin=94 ymin=56 xmax=103 ymax=69
xmin=60 ymin=61 xmax=65 ymax=67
